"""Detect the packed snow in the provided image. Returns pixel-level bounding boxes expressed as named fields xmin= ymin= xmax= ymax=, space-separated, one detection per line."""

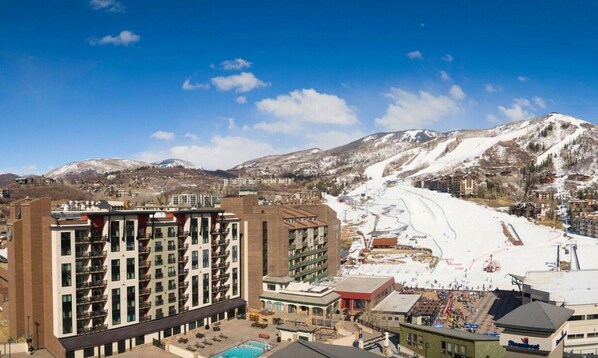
xmin=329 ymin=151 xmax=598 ymax=291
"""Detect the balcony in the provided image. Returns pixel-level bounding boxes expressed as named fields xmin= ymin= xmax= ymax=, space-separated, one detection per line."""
xmin=178 ymin=243 xmax=189 ymax=252
xmin=212 ymin=273 xmax=230 ymax=282
xmin=138 ymin=247 xmax=151 ymax=255
xmin=140 ymin=288 xmax=151 ymax=297
xmin=179 ymin=282 xmax=189 ymax=290
xmin=74 ymin=250 xmax=106 ymax=260
xmin=140 ymin=315 xmax=152 ymax=323
xmin=77 ymin=324 xmax=108 ymax=335
xmin=77 ymin=312 xmax=91 ymax=321
xmin=212 ymin=250 xmax=230 ymax=259
xmin=90 ymin=235 xmax=108 ymax=243
xmin=178 ymin=269 xmax=189 ymax=277
xmin=211 ymin=239 xmax=230 ymax=247
xmin=139 ymin=301 xmax=151 ymax=310
xmin=139 ymin=274 xmax=152 ymax=282
xmin=178 ymin=256 xmax=189 ymax=264
xmin=211 ymin=262 xmax=230 ymax=271
xmin=75 ymin=237 xmax=91 ymax=245
xmin=138 ymin=235 xmax=151 ymax=242
xmin=212 ymin=296 xmax=230 ymax=304
xmin=139 ymin=260 xmax=151 ymax=269
xmin=90 ymin=310 xmax=108 ymax=319
xmin=179 ymin=294 xmax=189 ymax=302
xmin=212 ymin=284 xmax=229 ymax=293
xmin=178 ymin=230 xmax=190 ymax=238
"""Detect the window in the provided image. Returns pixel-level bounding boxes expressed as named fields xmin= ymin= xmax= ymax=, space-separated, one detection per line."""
xmin=154 ymin=228 xmax=163 ymax=239
xmin=155 ymin=268 xmax=163 ymax=279
xmin=62 ymin=295 xmax=72 ymax=334
xmin=587 ymin=314 xmax=598 ymax=320
xmin=201 ymin=218 xmax=209 ymax=243
xmin=202 ymin=249 xmax=209 ymax=268
xmin=125 ymin=221 xmax=135 ymax=251
xmin=111 ymin=259 xmax=120 ymax=281
xmin=233 ymin=268 xmax=238 ymax=295
xmin=112 ymin=288 xmax=121 ymax=325
xmin=156 ymin=282 xmax=163 ymax=293
xmin=168 ymin=227 xmax=175 ymax=238
xmin=588 ymin=332 xmax=598 ymax=338
xmin=168 ymin=240 xmax=175 ymax=251
xmin=110 ymin=221 xmax=120 ymax=252
xmin=168 ymin=279 xmax=176 ymax=290
xmin=267 ymin=284 xmax=276 ymax=291
xmin=168 ymin=266 xmax=176 ymax=277
xmin=232 ymin=245 xmax=238 ymax=263
xmin=168 ymin=253 xmax=175 ymax=264
xmin=232 ymin=224 xmax=238 ymax=240
xmin=203 ymin=274 xmax=209 ymax=304
xmin=126 ymin=258 xmax=135 ymax=279
xmin=61 ymin=232 xmax=71 ymax=256
xmin=191 ymin=218 xmax=198 ymax=244
xmin=569 ymin=315 xmax=585 ymax=321
xmin=155 ymin=254 xmax=163 ymax=265
xmin=262 ymin=221 xmax=268 ymax=276
xmin=192 ymin=251 xmax=198 ymax=269
xmin=127 ymin=286 xmax=135 ymax=322
xmin=62 ymin=263 xmax=71 ymax=287
xmin=192 ymin=275 xmax=199 ymax=306
xmin=135 ymin=336 xmax=145 ymax=346
xmin=568 ymin=333 xmax=585 ymax=339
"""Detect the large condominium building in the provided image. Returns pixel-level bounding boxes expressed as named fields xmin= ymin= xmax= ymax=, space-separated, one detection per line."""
xmin=8 ymin=198 xmax=244 ymax=358
xmin=574 ymin=212 xmax=598 ymax=238
xmin=220 ymin=195 xmax=340 ymax=309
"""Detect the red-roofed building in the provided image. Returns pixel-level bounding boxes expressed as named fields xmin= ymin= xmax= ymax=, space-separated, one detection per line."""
xmin=333 ymin=276 xmax=395 ymax=312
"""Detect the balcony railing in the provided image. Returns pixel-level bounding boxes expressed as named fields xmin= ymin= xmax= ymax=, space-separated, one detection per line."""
xmin=211 ymin=262 xmax=230 ymax=271
xmin=139 ymin=301 xmax=151 ymax=310
xmin=156 ymin=272 xmax=164 ymax=279
xmin=138 ymin=247 xmax=151 ymax=255
xmin=155 ymin=299 xmax=164 ymax=306
xmin=139 ymin=260 xmax=151 ymax=269
xmin=212 ymin=273 xmax=230 ymax=282
xmin=167 ymin=244 xmax=176 ymax=251
xmin=211 ymin=239 xmax=230 ymax=247
xmin=155 ymin=246 xmax=164 ymax=252
xmin=178 ymin=244 xmax=189 ymax=251
xmin=139 ymin=274 xmax=152 ymax=282
xmin=168 ymin=283 xmax=177 ymax=290
xmin=179 ymin=282 xmax=189 ymax=290
xmin=179 ymin=294 xmax=189 ymax=302
xmin=156 ymin=286 xmax=164 ymax=293
xmin=140 ymin=288 xmax=151 ymax=297
xmin=90 ymin=310 xmax=108 ymax=319
xmin=140 ymin=315 xmax=152 ymax=322
xmin=77 ymin=324 xmax=107 ymax=335
xmin=155 ymin=259 xmax=164 ymax=265
xmin=212 ymin=296 xmax=230 ymax=304
xmin=212 ymin=250 xmax=230 ymax=258
xmin=168 ymin=296 xmax=176 ymax=304
xmin=212 ymin=284 xmax=229 ymax=293
xmin=178 ymin=269 xmax=189 ymax=277
xmin=77 ymin=280 xmax=107 ymax=290
xmin=75 ymin=250 xmax=107 ymax=260
xmin=178 ymin=256 xmax=189 ymax=264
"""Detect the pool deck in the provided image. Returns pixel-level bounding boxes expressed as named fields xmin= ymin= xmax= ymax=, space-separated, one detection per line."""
xmin=163 ymin=318 xmax=292 ymax=357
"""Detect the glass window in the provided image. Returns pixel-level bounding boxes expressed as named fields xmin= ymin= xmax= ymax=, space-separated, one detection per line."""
xmin=111 ymin=259 xmax=120 ymax=281
xmin=192 ymin=275 xmax=199 ymax=306
xmin=232 ymin=224 xmax=238 ymax=240
xmin=125 ymin=221 xmax=135 ymax=251
xmin=61 ymin=232 xmax=71 ymax=256
xmin=127 ymin=286 xmax=135 ymax=322
xmin=202 ymin=249 xmax=209 ymax=268
xmin=168 ymin=227 xmax=175 ymax=238
xmin=232 ymin=246 xmax=238 ymax=263
xmin=203 ymin=274 xmax=209 ymax=304
xmin=110 ymin=221 xmax=120 ymax=252
xmin=201 ymin=218 xmax=209 ymax=243
xmin=232 ymin=268 xmax=238 ymax=296
xmin=126 ymin=258 xmax=135 ymax=279
xmin=192 ymin=251 xmax=198 ymax=269
xmin=191 ymin=218 xmax=198 ymax=245
xmin=62 ymin=295 xmax=72 ymax=334
xmin=112 ymin=288 xmax=121 ymax=325
xmin=61 ymin=263 xmax=71 ymax=287
xmin=168 ymin=253 xmax=175 ymax=264
xmin=168 ymin=266 xmax=176 ymax=277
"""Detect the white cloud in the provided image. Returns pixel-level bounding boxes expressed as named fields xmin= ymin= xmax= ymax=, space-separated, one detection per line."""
xmin=182 ymin=78 xmax=209 ymax=91
xmin=407 ymin=50 xmax=424 ymax=60
xmin=442 ymin=54 xmax=454 ymax=63
xmin=449 ymin=85 xmax=466 ymax=100
xmin=484 ymin=84 xmax=501 ymax=93
xmin=90 ymin=0 xmax=124 ymax=12
xmin=184 ymin=132 xmax=197 ymax=140
xmin=486 ymin=114 xmax=501 ymax=124
xmin=253 ymin=120 xmax=302 ymax=134
xmin=438 ymin=71 xmax=451 ymax=81
xmin=137 ymin=136 xmax=279 ymax=170
xmin=375 ymin=87 xmax=463 ymax=131
xmin=220 ymin=58 xmax=252 ymax=70
xmin=235 ymin=96 xmax=247 ymax=104
xmin=305 ymin=130 xmax=366 ymax=150
xmin=89 ymin=30 xmax=140 ymax=46
xmin=255 ymin=89 xmax=358 ymax=133
xmin=532 ymin=96 xmax=546 ymax=108
xmin=518 ymin=76 xmax=530 ymax=82
xmin=150 ymin=131 xmax=175 ymax=141
xmin=498 ymin=98 xmax=534 ymax=122
xmin=224 ymin=117 xmax=236 ymax=129
xmin=211 ymin=72 xmax=268 ymax=93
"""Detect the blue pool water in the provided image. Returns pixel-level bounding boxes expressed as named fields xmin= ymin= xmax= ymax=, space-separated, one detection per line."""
xmin=212 ymin=340 xmax=268 ymax=358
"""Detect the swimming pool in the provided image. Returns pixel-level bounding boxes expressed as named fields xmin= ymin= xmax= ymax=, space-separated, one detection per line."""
xmin=211 ymin=340 xmax=269 ymax=358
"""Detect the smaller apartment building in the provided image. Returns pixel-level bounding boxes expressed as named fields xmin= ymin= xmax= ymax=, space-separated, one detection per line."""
xmin=8 ymin=198 xmax=244 ymax=358
xmin=515 ymin=269 xmax=598 ymax=354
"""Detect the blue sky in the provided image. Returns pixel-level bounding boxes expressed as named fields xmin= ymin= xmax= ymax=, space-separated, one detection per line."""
xmin=1 ymin=1 xmax=598 ymax=174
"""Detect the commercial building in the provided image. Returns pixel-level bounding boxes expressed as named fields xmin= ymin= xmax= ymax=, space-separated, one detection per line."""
xmin=513 ymin=269 xmax=598 ymax=354
xmin=220 ymin=195 xmax=340 ymax=309
xmin=371 ymin=292 xmax=420 ymax=328
xmin=394 ymin=322 xmax=504 ymax=358
xmin=495 ymin=301 xmax=573 ymax=358
xmin=8 ymin=198 xmax=244 ymax=358
xmin=333 ymin=276 xmax=395 ymax=313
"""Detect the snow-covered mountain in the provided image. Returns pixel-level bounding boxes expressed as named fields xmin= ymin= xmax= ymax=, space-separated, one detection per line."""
xmin=46 ymin=158 xmax=148 ymax=179
xmin=233 ymin=113 xmax=598 ymax=187
xmin=152 ymin=159 xmax=200 ymax=170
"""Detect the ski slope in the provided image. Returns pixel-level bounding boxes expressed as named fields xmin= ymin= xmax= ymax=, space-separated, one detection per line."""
xmin=328 ymin=153 xmax=598 ymax=291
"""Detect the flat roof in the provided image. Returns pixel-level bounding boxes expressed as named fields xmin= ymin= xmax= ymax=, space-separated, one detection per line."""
xmin=394 ymin=322 xmax=499 ymax=342
xmin=277 ymin=322 xmax=318 ymax=333
xmin=522 ymin=269 xmax=598 ymax=305
xmin=263 ymin=276 xmax=294 ymax=284
xmin=260 ymin=291 xmax=340 ymax=307
xmin=269 ymin=340 xmax=381 ymax=358
xmin=333 ymin=276 xmax=393 ymax=294
xmin=373 ymin=292 xmax=420 ymax=314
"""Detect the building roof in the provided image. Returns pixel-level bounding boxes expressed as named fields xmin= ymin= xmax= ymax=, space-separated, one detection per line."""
xmin=394 ymin=322 xmax=499 ymax=342
xmin=495 ymin=301 xmax=573 ymax=333
xmin=260 ymin=290 xmax=341 ymax=307
xmin=371 ymin=237 xmax=397 ymax=247
xmin=269 ymin=340 xmax=381 ymax=358
xmin=263 ymin=275 xmax=294 ymax=284
xmin=522 ymin=269 xmax=598 ymax=305
xmin=277 ymin=322 xmax=318 ymax=333
xmin=372 ymin=292 xmax=420 ymax=314
xmin=333 ymin=276 xmax=393 ymax=295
